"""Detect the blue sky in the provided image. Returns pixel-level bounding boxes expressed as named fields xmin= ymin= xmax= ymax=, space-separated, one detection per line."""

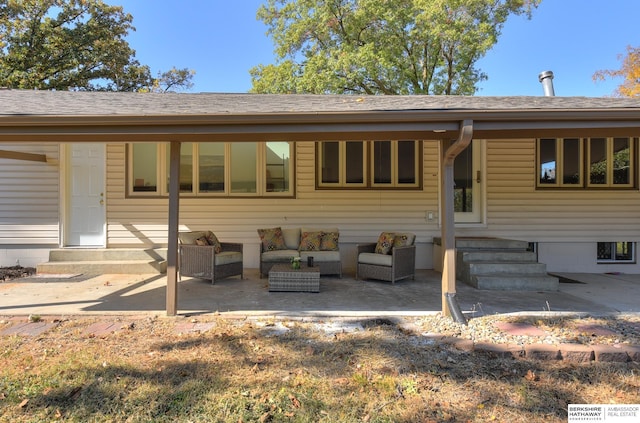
xmin=110 ymin=0 xmax=640 ymax=97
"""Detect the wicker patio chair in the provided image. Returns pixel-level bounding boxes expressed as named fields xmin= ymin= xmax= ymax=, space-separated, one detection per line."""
xmin=356 ymin=232 xmax=416 ymax=284
xmin=178 ymin=231 xmax=243 ymax=284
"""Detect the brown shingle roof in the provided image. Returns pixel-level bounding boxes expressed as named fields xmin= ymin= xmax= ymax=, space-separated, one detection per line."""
xmin=2 ymin=90 xmax=640 ymax=116
xmin=1 ymin=90 xmax=639 ymax=142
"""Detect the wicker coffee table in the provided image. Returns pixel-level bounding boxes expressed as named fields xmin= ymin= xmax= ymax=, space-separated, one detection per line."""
xmin=268 ymin=263 xmax=320 ymax=292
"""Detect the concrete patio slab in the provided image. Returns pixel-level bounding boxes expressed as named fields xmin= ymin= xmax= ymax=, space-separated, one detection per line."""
xmin=0 ymin=269 xmax=638 ymax=318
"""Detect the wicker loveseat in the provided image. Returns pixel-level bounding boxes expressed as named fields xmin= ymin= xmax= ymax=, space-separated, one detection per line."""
xmin=258 ymin=227 xmax=342 ymax=277
xmin=356 ymin=232 xmax=416 ymax=283
xmin=178 ymin=231 xmax=243 ymax=284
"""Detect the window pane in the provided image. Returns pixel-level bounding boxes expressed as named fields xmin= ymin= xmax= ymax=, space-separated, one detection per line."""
xmin=613 ymin=137 xmax=630 ymax=185
xmin=321 ymin=142 xmax=340 ymax=184
xmin=132 ymin=143 xmax=157 ymax=192
xmin=199 ymin=143 xmax=225 ymax=192
xmin=615 ymin=242 xmax=634 ymax=261
xmin=562 ymin=138 xmax=581 ymax=184
xmin=345 ymin=142 xmax=364 ymax=184
xmin=373 ymin=141 xmax=392 ymax=184
xmin=597 ymin=242 xmax=613 ymax=260
xmin=266 ymin=142 xmax=290 ymax=192
xmin=598 ymin=242 xmax=635 ymax=262
xmin=230 ymin=142 xmax=256 ymax=193
xmin=539 ymin=138 xmax=556 ymax=184
xmin=454 ymin=144 xmax=473 ymax=212
xmin=589 ymin=138 xmax=607 ymax=184
xmin=397 ymin=140 xmax=416 ymax=184
xmin=166 ymin=143 xmax=193 ymax=192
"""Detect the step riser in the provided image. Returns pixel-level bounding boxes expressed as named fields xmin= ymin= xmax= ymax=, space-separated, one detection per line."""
xmin=455 ymin=239 xmax=529 ymax=250
xmin=459 ymin=251 xmax=537 ymax=263
xmin=471 ymin=275 xmax=559 ymax=291
xmin=48 ymin=248 xmax=168 ymax=262
xmin=37 ymin=261 xmax=166 ymax=275
xmin=467 ymin=262 xmax=547 ymax=275
xmin=434 ymin=237 xmax=530 ymax=250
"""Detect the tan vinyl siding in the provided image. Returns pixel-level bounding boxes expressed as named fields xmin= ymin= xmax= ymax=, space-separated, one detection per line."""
xmin=105 ymin=142 xmax=441 ymax=267
xmin=479 ymin=139 xmax=640 ymax=242
xmin=0 ymin=144 xmax=60 ymax=244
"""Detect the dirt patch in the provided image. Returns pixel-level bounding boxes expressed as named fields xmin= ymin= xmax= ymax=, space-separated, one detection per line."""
xmin=0 ymin=266 xmax=36 ymax=281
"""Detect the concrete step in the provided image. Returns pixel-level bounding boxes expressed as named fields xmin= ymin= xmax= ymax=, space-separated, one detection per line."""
xmin=467 ymin=262 xmax=548 ymax=275
xmin=39 ymin=248 xmax=168 ymax=275
xmin=471 ymin=274 xmax=559 ymax=291
xmin=436 ymin=236 xmax=556 ymax=291
xmin=454 ymin=238 xmax=529 ymax=250
xmin=458 ymin=250 xmax=537 ymax=263
xmin=37 ymin=259 xmax=167 ymax=275
xmin=48 ymin=248 xmax=167 ymax=262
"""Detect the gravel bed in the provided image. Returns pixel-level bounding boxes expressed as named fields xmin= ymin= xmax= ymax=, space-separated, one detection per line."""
xmin=413 ymin=314 xmax=640 ymax=346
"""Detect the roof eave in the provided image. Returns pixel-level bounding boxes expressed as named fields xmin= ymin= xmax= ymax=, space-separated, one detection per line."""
xmin=0 ymin=108 xmax=639 ymax=142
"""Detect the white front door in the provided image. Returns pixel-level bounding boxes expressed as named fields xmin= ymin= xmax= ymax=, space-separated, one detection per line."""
xmin=454 ymin=140 xmax=484 ymax=223
xmin=66 ymin=143 xmax=106 ymax=246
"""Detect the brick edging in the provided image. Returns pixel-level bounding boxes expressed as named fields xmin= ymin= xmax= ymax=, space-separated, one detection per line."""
xmin=399 ymin=321 xmax=639 ymax=363
xmin=467 ymin=341 xmax=639 ymax=363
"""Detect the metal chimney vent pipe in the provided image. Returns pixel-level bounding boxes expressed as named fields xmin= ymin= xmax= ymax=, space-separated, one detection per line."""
xmin=538 ymin=70 xmax=555 ymax=96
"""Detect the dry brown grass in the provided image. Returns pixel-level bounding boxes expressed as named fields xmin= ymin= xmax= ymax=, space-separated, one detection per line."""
xmin=1 ymin=315 xmax=639 ymax=422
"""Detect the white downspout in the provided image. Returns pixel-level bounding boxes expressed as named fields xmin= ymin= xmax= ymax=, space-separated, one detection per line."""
xmin=440 ymin=120 xmax=473 ymax=318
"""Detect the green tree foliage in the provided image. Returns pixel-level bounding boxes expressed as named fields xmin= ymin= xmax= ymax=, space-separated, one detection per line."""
xmin=0 ymin=0 xmax=194 ymax=92
xmin=148 ymin=67 xmax=196 ymax=93
xmin=251 ymin=0 xmax=540 ymax=95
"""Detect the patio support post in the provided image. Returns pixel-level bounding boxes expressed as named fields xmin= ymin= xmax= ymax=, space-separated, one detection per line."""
xmin=440 ymin=120 xmax=473 ymax=317
xmin=166 ymin=141 xmax=181 ymax=316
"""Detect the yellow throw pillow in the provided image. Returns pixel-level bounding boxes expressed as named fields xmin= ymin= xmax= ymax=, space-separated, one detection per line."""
xmin=375 ymin=232 xmax=395 ymax=255
xmin=320 ymin=232 xmax=339 ymax=251
xmin=257 ymin=227 xmax=286 ymax=251
xmin=299 ymin=231 xmax=323 ymax=251
xmin=205 ymin=231 xmax=222 ymax=253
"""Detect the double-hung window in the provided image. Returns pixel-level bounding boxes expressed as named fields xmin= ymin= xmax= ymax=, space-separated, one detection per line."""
xmin=129 ymin=141 xmax=293 ymax=197
xmin=597 ymin=242 xmax=635 ymax=263
xmin=317 ymin=140 xmax=421 ymax=189
xmin=318 ymin=141 xmax=367 ymax=187
xmin=587 ymin=137 xmax=633 ymax=187
xmin=538 ymin=138 xmax=582 ymax=186
xmin=537 ymin=137 xmax=635 ymax=189
xmin=371 ymin=140 xmax=420 ymax=187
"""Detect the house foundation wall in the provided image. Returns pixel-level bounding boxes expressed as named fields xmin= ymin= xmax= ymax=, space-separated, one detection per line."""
xmin=538 ymin=242 xmax=640 ymax=274
xmin=0 ymin=247 xmax=51 ymax=268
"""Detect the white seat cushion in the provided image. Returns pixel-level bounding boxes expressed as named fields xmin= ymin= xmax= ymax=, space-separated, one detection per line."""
xmin=299 ymin=250 xmax=341 ymax=262
xmin=261 ymin=249 xmax=300 ymax=262
xmin=358 ymin=252 xmax=392 ymax=267
xmin=215 ymin=251 xmax=242 ymax=265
